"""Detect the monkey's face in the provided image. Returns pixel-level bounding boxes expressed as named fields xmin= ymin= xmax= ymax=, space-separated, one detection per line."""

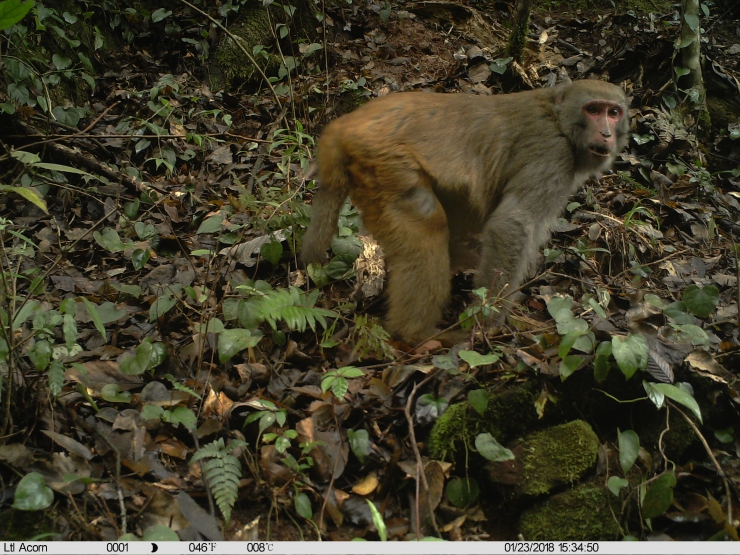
xmin=581 ymin=99 xmax=627 ymax=165
xmin=557 ymin=82 xmax=630 ymax=174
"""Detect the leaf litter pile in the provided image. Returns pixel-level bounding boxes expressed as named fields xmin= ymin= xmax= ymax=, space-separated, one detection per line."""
xmin=1 ymin=0 xmax=740 ymax=543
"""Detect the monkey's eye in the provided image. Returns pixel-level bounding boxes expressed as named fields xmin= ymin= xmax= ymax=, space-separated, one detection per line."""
xmin=586 ymin=104 xmax=600 ymax=115
xmin=608 ymin=108 xmax=621 ymax=118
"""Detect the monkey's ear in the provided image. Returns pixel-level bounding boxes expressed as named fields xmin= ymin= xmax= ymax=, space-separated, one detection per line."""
xmin=553 ymin=79 xmax=572 ymax=105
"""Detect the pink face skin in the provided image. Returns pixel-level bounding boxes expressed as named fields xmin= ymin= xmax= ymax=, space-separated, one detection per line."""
xmin=583 ymin=100 xmax=625 ymax=157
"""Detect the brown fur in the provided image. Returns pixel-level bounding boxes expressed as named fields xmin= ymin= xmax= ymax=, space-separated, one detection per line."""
xmin=302 ymin=80 xmax=629 ymax=343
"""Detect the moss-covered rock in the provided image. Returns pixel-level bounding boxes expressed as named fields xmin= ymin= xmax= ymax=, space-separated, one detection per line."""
xmin=426 ymin=382 xmax=539 ymax=460
xmin=487 ymin=420 xmax=600 ymax=498
xmin=208 ymin=7 xmax=275 ymax=92
xmin=0 ymin=508 xmax=60 ymax=541
xmin=518 ymin=484 xmax=619 ymax=541
xmin=707 ymin=95 xmax=740 ymax=132
xmin=208 ymin=0 xmax=319 ymax=92
xmin=637 ymin=406 xmax=697 ymax=461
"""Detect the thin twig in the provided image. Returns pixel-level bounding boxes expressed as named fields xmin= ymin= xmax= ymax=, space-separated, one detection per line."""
xmin=404 ymin=370 xmax=441 ymax=538
xmin=671 ymin=401 xmax=734 ymax=525
xmin=670 ymin=402 xmax=724 ymax=478
xmin=609 ymin=249 xmax=691 ymax=283
xmin=316 ymin=411 xmax=344 ymax=538
xmin=83 ymin=421 xmax=126 ymax=534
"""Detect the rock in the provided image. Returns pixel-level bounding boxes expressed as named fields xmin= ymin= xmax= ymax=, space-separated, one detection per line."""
xmin=427 ymin=382 xmax=540 ymax=460
xmin=486 ymin=420 xmax=600 ymax=498
xmin=519 ymin=484 xmax=619 ymax=540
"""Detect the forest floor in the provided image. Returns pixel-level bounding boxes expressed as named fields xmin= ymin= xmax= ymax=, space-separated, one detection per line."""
xmin=1 ymin=0 xmax=740 ymax=543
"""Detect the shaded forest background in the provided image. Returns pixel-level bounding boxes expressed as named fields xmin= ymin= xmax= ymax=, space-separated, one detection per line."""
xmin=0 ymin=0 xmax=739 ymax=543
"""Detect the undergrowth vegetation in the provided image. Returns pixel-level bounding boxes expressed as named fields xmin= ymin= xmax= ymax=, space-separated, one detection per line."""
xmin=0 ymin=0 xmax=738 ymax=543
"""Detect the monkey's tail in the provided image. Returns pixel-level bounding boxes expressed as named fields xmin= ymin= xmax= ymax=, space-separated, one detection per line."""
xmin=301 ymin=134 xmax=351 ymax=265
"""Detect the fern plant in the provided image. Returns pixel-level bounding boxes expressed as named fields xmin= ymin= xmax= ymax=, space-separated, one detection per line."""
xmin=237 ymin=284 xmax=337 ymax=333
xmin=350 ymin=315 xmax=393 ymax=360
xmin=191 ymin=438 xmax=246 ymax=525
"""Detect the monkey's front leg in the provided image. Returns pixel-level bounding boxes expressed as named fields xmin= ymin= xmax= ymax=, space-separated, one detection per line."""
xmin=475 ymin=196 xmax=543 ymax=313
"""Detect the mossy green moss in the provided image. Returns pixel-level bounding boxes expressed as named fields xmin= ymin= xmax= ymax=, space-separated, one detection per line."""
xmin=208 ymin=10 xmax=274 ymax=92
xmin=0 ymin=507 xmax=59 ymax=540
xmin=638 ymin=405 xmax=698 ymax=461
xmin=519 ymin=484 xmax=620 ymax=541
xmin=208 ymin=0 xmax=319 ymax=92
xmin=427 ymin=382 xmax=539 ymax=460
xmin=516 ymin=420 xmax=600 ymax=497
xmin=334 ymin=88 xmax=370 ymax=115
xmin=706 ymin=96 xmax=737 ymax=131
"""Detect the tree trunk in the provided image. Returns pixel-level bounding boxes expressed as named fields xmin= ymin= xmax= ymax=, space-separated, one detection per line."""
xmin=679 ymin=0 xmax=704 ymax=94
xmin=507 ymin=0 xmax=531 ymax=64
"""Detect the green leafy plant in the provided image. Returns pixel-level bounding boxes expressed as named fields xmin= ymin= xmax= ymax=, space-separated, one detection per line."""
xmin=0 ymin=0 xmax=35 ymax=31
xmin=351 ymin=500 xmax=388 ymax=541
xmin=608 ymin=428 xmax=679 ymax=527
xmin=475 ymin=432 xmax=515 ymax=462
xmin=321 ymin=366 xmax=365 ymax=400
xmin=264 ymin=428 xmax=299 ymax=455
xmin=142 ymin=405 xmax=197 ymax=430
xmin=1 ymin=3 xmax=96 ymax=119
xmin=269 ymin=121 xmax=315 ymax=178
xmin=244 ymin=399 xmax=288 ymax=442
xmin=568 ymin=237 xmax=611 ymax=262
xmin=119 ymin=338 xmax=167 ymax=375
xmin=305 ymin=202 xmax=364 ymax=286
xmin=417 ymin=394 xmax=448 ymax=422
xmin=0 ymin=265 xmax=117 ymax=400
xmin=623 ymin=202 xmax=660 ymax=230
xmin=682 ymin=284 xmax=719 ymax=318
xmin=350 ymin=314 xmax=393 ymax=360
xmin=446 ymin=476 xmax=480 ymax=508
xmin=543 ymin=294 xmax=710 ymax=383
xmin=468 ymin=389 xmax=489 ymax=417
xmin=644 ymin=292 xmax=712 ymax=348
xmin=490 ymin=56 xmax=513 ymax=74
xmin=546 ymin=295 xmax=595 ymax=379
xmin=540 ymin=291 xmax=706 ymax=530
xmin=190 ymin=438 xmax=246 ymax=525
xmin=119 ymin=525 xmax=179 ymax=542
xmin=459 ymin=287 xmax=500 ymax=331
xmin=339 ymin=76 xmax=369 ymax=95
xmin=348 ymin=428 xmax=372 ymax=463
xmin=459 ymin=350 xmax=501 ymax=369
xmin=234 ymin=283 xmax=338 ymax=334
xmin=12 ymin=472 xmax=54 ymax=511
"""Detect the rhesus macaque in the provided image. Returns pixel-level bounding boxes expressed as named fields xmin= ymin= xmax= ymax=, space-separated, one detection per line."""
xmin=302 ymin=79 xmax=630 ymax=343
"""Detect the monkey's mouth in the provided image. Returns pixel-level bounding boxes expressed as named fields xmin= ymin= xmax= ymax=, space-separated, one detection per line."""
xmin=588 ymin=144 xmax=611 ymax=157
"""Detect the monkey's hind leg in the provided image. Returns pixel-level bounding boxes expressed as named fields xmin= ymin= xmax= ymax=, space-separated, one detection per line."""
xmin=374 ymin=187 xmax=451 ymax=344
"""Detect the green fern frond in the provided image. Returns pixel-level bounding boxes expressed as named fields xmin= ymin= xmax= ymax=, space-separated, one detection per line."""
xmin=190 ymin=438 xmax=246 ymax=525
xmin=350 ymin=315 xmax=394 ymax=361
xmin=255 ymin=286 xmax=336 ymax=333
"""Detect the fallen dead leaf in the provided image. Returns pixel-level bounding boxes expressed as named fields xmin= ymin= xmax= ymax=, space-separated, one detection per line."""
xmin=352 ymin=471 xmax=379 ymax=495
